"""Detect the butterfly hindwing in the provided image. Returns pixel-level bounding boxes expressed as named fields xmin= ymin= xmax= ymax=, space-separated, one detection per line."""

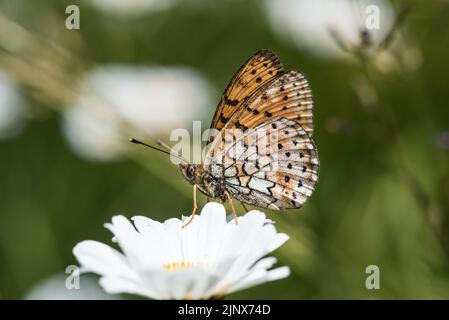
xmin=208 ymin=50 xmax=284 ymax=139
xmin=206 ymin=118 xmax=319 ymax=210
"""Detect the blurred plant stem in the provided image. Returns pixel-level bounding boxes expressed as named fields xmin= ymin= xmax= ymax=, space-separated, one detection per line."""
xmin=0 ymin=12 xmax=191 ymax=202
xmin=0 ymin=12 xmax=82 ymax=107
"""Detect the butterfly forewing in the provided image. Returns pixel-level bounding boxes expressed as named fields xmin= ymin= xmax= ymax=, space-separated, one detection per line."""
xmin=208 ymin=50 xmax=284 ymax=138
xmin=224 ymin=70 xmax=314 ymax=137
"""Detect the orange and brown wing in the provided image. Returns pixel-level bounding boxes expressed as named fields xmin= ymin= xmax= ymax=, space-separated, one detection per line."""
xmin=209 ymin=50 xmax=284 ymax=137
xmin=225 ymin=70 xmax=314 ymax=137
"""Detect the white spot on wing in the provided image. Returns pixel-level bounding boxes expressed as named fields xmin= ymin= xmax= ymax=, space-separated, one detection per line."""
xmin=224 ymin=166 xmax=237 ymax=177
xmin=225 ymin=177 xmax=240 ymax=185
xmin=248 ymin=177 xmax=274 ymax=195
xmin=243 ymin=162 xmax=258 ymax=175
xmin=210 ymin=164 xmax=223 ymax=178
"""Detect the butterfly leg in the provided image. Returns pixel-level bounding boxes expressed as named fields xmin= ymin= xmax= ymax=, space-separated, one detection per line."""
xmin=182 ymin=185 xmax=198 ymax=229
xmin=224 ymin=191 xmax=238 ymax=225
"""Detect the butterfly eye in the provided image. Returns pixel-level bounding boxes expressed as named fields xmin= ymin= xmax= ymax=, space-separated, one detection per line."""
xmin=186 ymin=165 xmax=195 ymax=180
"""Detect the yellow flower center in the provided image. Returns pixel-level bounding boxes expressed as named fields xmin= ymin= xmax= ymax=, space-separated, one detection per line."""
xmin=163 ymin=261 xmax=192 ymax=271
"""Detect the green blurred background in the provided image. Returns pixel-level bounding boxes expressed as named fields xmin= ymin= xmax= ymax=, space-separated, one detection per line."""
xmin=1 ymin=0 xmax=449 ymax=299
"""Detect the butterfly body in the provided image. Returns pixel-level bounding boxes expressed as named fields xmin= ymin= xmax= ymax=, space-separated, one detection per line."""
xmin=180 ymin=164 xmax=228 ymax=202
xmin=180 ymin=50 xmax=319 ymax=212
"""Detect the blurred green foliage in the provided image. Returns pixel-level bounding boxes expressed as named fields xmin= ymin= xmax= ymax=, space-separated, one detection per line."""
xmin=1 ymin=0 xmax=449 ymax=299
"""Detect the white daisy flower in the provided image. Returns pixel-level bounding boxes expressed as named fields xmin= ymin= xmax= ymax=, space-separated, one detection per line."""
xmin=263 ymin=0 xmax=395 ymax=59
xmin=73 ymin=202 xmax=290 ymax=299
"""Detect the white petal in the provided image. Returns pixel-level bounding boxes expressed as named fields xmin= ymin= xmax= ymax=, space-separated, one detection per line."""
xmin=234 ymin=227 xmax=289 ymax=271
xmin=99 ymin=276 xmax=157 ymax=299
xmin=73 ymin=240 xmax=137 ymax=280
xmin=267 ymin=233 xmax=289 ymax=252
xmin=250 ymin=256 xmax=278 ymax=270
xmin=187 ymin=270 xmax=222 ymax=299
xmin=237 ymin=210 xmax=267 ymax=225
xmin=131 ymin=215 xmax=164 ymax=234
xmin=216 ymin=212 xmax=282 ymax=286
xmin=131 ymin=216 xmax=170 ymax=267
xmin=104 ymin=215 xmax=139 ymax=249
xmin=201 ymin=202 xmax=227 ymax=216
xmin=162 ymin=266 xmax=226 ymax=300
xmin=219 ymin=210 xmax=266 ymax=260
xmin=227 ymin=266 xmax=290 ymax=294
xmin=104 ymin=215 xmax=146 ymax=268
xmin=192 ymin=203 xmax=227 ymax=262
xmin=208 ymin=256 xmax=276 ymax=295
xmin=164 ymin=268 xmax=218 ymax=300
xmin=161 ymin=218 xmax=183 ymax=263
xmin=180 ymin=213 xmax=202 ymax=262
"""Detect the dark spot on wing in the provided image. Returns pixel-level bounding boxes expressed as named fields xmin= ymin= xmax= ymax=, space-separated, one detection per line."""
xmin=235 ymin=121 xmax=248 ymax=132
xmin=224 ymin=96 xmax=239 ymax=106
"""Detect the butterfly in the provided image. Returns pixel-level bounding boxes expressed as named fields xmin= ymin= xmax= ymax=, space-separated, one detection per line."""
xmin=132 ymin=50 xmax=319 ymax=227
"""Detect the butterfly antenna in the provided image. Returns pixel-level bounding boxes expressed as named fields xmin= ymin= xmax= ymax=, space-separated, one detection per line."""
xmin=129 ymin=138 xmax=188 ymax=164
xmin=156 ymin=139 xmax=173 ymax=152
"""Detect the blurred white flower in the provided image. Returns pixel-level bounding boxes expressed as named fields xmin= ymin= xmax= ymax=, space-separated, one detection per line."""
xmin=62 ymin=65 xmax=213 ymax=161
xmin=0 ymin=71 xmax=26 ymax=139
xmin=25 ymin=273 xmax=119 ymax=300
xmin=263 ymin=0 xmax=394 ymax=59
xmin=73 ymin=202 xmax=290 ymax=299
xmin=89 ymin=0 xmax=177 ymax=16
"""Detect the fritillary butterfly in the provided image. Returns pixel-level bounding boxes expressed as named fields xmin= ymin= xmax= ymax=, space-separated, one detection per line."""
xmin=178 ymin=50 xmax=319 ymax=226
